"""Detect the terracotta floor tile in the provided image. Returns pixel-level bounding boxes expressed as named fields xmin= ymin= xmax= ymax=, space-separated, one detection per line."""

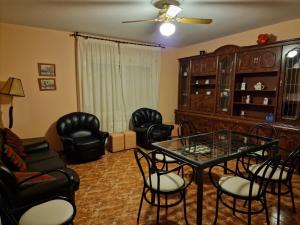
xmin=69 ymin=150 xmax=300 ymax=225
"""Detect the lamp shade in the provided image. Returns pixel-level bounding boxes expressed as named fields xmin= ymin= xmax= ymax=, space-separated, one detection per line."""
xmin=0 ymin=77 xmax=25 ymax=97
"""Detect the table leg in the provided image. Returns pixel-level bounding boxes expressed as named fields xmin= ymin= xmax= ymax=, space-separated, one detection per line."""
xmin=196 ymin=169 xmax=203 ymax=225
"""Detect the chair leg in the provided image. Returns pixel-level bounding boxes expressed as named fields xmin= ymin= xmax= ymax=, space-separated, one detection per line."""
xmin=233 ymin=197 xmax=236 ymax=216
xmin=248 ymin=198 xmax=252 ymax=225
xmin=289 ymin=183 xmax=296 ymax=213
xmin=165 ymin=194 xmax=168 ymax=216
xmin=137 ymin=188 xmax=145 ymax=223
xmin=157 ymin=192 xmax=160 ymax=225
xmin=277 ymin=183 xmax=281 ymax=225
xmin=213 ymin=191 xmax=220 ymax=225
xmin=183 ymin=190 xmax=189 ymax=225
xmin=263 ymin=195 xmax=270 ymax=225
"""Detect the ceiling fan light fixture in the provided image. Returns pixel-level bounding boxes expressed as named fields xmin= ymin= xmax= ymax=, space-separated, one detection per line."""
xmin=160 ymin=22 xmax=176 ymax=36
xmin=166 ymin=5 xmax=182 ymax=17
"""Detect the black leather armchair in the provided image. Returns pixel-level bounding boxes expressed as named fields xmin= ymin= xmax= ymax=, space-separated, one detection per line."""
xmin=56 ymin=112 xmax=109 ymax=163
xmin=131 ymin=108 xmax=174 ymax=149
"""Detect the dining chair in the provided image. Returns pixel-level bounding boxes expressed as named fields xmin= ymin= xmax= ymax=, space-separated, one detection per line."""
xmin=134 ymin=148 xmax=194 ymax=225
xmin=248 ymin=123 xmax=278 ymax=160
xmin=248 ymin=147 xmax=300 ymax=225
xmin=0 ymin=195 xmax=76 ymax=225
xmin=209 ymin=157 xmax=279 ymax=225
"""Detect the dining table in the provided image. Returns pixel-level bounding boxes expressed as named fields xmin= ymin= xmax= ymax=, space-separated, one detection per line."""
xmin=152 ymin=130 xmax=278 ymax=225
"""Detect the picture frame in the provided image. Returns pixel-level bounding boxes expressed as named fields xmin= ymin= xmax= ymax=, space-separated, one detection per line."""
xmin=38 ymin=78 xmax=56 ymax=91
xmin=38 ymin=63 xmax=56 ymax=76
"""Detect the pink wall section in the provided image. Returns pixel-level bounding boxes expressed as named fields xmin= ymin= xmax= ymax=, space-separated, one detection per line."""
xmin=0 ymin=23 xmax=77 ymax=151
xmin=1 ymin=17 xmax=300 ymax=150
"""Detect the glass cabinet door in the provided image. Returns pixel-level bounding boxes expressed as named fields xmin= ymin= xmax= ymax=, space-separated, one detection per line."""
xmin=179 ymin=60 xmax=190 ymax=110
xmin=281 ymin=47 xmax=300 ymax=120
xmin=216 ymin=55 xmax=234 ymax=114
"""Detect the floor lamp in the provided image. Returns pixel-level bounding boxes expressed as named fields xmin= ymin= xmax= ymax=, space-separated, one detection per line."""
xmin=0 ymin=77 xmax=25 ymax=129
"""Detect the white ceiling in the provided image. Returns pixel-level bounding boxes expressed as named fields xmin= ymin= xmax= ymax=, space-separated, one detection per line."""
xmin=0 ymin=0 xmax=300 ymax=47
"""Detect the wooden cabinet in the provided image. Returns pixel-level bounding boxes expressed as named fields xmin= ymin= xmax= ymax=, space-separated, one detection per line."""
xmin=236 ymin=47 xmax=281 ymax=73
xmin=191 ymin=56 xmax=217 ymax=75
xmin=177 ymin=38 xmax=300 ymax=155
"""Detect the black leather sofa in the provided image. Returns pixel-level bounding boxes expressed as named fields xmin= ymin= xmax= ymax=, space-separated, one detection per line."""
xmin=57 ymin=112 xmax=109 ymax=163
xmin=0 ymin=129 xmax=80 ymax=209
xmin=131 ymin=108 xmax=174 ymax=149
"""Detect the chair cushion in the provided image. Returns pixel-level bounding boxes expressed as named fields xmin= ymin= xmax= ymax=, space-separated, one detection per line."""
xmin=19 ymin=199 xmax=74 ymax=225
xmin=155 ymin=154 xmax=177 ymax=163
xmin=73 ymin=136 xmax=101 ymax=151
xmin=27 ymin=157 xmax=65 ymax=172
xmin=3 ymin=145 xmax=27 ymax=172
xmin=146 ymin=172 xmax=184 ymax=192
xmin=249 ymin=164 xmax=288 ymax=181
xmin=254 ymin=150 xmax=268 ymax=157
xmin=218 ymin=176 xmax=260 ymax=197
xmin=3 ymin=128 xmax=27 ymax=157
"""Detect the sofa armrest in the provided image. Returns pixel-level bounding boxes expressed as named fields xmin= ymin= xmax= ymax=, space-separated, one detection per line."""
xmin=24 ymin=141 xmax=49 ymax=153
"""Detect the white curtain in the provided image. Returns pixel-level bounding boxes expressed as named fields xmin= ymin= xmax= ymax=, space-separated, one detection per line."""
xmin=119 ymin=44 xmax=161 ymax=123
xmin=77 ymin=37 xmax=161 ymax=132
xmin=77 ymin=37 xmax=126 ymax=132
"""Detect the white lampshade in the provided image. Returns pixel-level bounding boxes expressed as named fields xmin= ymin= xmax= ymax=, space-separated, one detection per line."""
xmin=0 ymin=77 xmax=25 ymax=97
xmin=160 ymin=22 xmax=176 ymax=36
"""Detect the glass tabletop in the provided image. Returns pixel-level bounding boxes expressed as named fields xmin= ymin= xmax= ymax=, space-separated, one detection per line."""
xmin=152 ymin=130 xmax=278 ymax=169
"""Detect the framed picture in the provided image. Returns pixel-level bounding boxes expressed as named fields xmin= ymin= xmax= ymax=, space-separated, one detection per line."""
xmin=38 ymin=63 xmax=56 ymax=76
xmin=38 ymin=78 xmax=56 ymax=91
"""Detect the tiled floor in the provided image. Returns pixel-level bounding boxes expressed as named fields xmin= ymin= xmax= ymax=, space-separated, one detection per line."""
xmin=69 ymin=150 xmax=300 ymax=225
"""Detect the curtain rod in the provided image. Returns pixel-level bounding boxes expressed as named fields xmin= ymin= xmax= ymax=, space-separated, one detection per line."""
xmin=70 ymin=32 xmax=165 ymax=48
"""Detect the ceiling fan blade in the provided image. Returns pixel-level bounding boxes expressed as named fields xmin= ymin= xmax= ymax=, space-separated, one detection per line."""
xmin=176 ymin=17 xmax=213 ymax=24
xmin=122 ymin=19 xmax=159 ymax=23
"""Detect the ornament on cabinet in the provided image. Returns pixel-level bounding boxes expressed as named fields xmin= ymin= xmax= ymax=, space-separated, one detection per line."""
xmin=245 ymin=95 xmax=251 ymax=104
xmin=241 ymin=82 xmax=246 ymax=90
xmin=254 ymin=82 xmax=265 ymax=90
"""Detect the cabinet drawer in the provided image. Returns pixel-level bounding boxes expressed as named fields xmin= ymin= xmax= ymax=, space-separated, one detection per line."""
xmin=236 ymin=47 xmax=282 ymax=73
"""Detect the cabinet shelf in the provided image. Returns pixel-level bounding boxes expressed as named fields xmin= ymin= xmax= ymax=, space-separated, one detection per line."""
xmin=192 ymin=83 xmax=216 ymax=86
xmin=233 ymin=102 xmax=275 ymax=108
xmin=234 ymin=90 xmax=276 ymax=93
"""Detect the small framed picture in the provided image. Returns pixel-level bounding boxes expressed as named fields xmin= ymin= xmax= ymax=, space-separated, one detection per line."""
xmin=38 ymin=78 xmax=56 ymax=91
xmin=38 ymin=63 xmax=56 ymax=76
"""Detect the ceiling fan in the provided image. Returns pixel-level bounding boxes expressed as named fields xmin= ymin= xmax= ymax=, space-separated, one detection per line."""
xmin=122 ymin=0 xmax=213 ymax=36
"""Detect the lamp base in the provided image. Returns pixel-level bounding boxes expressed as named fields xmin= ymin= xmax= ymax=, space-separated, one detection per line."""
xmin=9 ymin=105 xmax=13 ymax=129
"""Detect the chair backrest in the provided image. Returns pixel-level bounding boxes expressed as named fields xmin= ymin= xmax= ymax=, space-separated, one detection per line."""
xmin=279 ymin=147 xmax=300 ymax=181
xmin=248 ymin=123 xmax=278 ymax=139
xmin=132 ymin=108 xmax=162 ymax=128
xmin=134 ymin=148 xmax=158 ymax=189
xmin=249 ymin=157 xmax=279 ymax=197
xmin=56 ymin=112 xmax=100 ymax=137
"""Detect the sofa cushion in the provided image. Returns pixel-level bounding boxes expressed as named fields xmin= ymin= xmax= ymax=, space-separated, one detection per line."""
xmin=18 ymin=171 xmax=74 ymax=204
xmin=27 ymin=157 xmax=65 ymax=172
xmin=14 ymin=172 xmax=56 ymax=187
xmin=4 ymin=128 xmax=27 ymax=157
xmin=3 ymin=145 xmax=27 ymax=172
xmin=24 ymin=151 xmax=59 ymax=164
